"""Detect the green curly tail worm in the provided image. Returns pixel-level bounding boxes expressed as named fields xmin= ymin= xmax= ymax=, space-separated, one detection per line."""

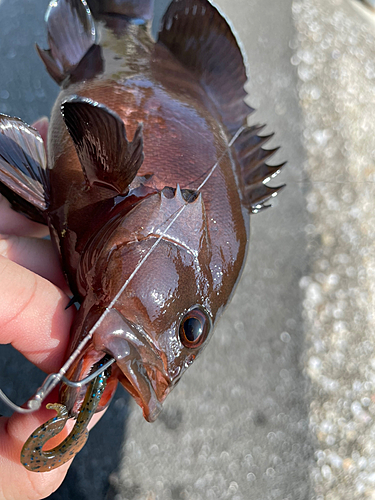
xmin=21 ymin=367 xmax=108 ymax=472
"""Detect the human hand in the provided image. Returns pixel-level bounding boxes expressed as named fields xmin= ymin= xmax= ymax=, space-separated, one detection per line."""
xmin=0 ymin=121 xmax=102 ymax=500
xmin=0 ymin=197 xmax=73 ymax=499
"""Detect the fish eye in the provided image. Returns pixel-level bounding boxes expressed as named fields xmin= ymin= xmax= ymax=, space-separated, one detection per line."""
xmin=179 ymin=307 xmax=211 ymax=349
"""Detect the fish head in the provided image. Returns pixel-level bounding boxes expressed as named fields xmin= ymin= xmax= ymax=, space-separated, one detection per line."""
xmin=62 ymin=185 xmax=217 ymax=422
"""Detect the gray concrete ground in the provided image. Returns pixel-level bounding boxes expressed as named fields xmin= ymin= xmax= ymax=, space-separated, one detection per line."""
xmin=1 ymin=0 xmax=374 ymax=499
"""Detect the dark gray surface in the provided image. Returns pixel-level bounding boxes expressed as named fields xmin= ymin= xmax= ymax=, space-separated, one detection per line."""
xmin=0 ymin=1 xmax=313 ymax=499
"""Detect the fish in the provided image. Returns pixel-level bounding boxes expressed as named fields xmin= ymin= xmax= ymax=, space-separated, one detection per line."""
xmin=0 ymin=0 xmax=284 ymax=471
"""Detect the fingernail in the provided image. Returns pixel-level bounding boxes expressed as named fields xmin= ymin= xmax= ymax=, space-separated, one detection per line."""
xmin=0 ymin=235 xmax=10 ymax=256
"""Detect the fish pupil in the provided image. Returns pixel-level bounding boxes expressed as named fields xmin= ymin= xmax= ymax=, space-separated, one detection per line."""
xmin=179 ymin=307 xmax=211 ymax=348
xmin=184 ymin=318 xmax=203 ymax=342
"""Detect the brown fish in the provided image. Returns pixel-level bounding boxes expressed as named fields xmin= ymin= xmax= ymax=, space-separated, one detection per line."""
xmin=0 ymin=0 xmax=284 ymax=471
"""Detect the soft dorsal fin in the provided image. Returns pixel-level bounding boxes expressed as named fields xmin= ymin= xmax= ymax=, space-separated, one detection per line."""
xmin=36 ymin=0 xmax=98 ymax=85
xmin=0 ymin=115 xmax=50 ymax=223
xmin=158 ymin=0 xmax=286 ymax=214
xmin=158 ymin=0 xmax=253 ymax=136
xmin=61 ymin=97 xmax=144 ymax=194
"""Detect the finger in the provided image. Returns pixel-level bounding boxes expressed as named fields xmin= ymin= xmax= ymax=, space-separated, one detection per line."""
xmin=0 ymin=392 xmax=70 ymax=500
xmin=31 ymin=116 xmax=49 ymax=147
xmin=0 ymin=256 xmax=74 ymax=373
xmin=0 ymin=234 xmax=69 ymax=294
xmin=0 ymin=194 xmax=49 ymax=238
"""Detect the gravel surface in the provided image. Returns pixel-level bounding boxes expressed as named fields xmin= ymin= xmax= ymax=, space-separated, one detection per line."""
xmin=0 ymin=0 xmax=310 ymax=499
xmin=293 ymin=0 xmax=375 ymax=498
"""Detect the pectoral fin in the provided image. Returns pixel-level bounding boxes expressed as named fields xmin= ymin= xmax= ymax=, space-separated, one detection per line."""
xmin=0 ymin=115 xmax=49 ymax=223
xmin=37 ymin=0 xmax=99 ymax=85
xmin=61 ymin=96 xmax=144 ymax=194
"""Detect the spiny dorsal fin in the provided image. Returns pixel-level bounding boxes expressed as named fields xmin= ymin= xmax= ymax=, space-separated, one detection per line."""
xmin=110 ymin=185 xmax=207 ymax=257
xmin=36 ymin=0 xmax=97 ymax=85
xmin=0 ymin=114 xmax=49 ymax=222
xmin=235 ymin=125 xmax=286 ymax=213
xmin=158 ymin=0 xmax=253 ymax=136
xmin=61 ymin=96 xmax=144 ymax=194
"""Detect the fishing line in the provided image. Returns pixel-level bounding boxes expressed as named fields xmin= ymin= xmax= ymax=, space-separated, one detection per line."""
xmin=135 ymin=125 xmax=248 ymax=232
xmin=2 ymin=120 xmax=368 ymax=414
xmin=62 ymin=125 xmax=246 ymax=359
xmin=62 ymin=358 xmax=116 ymax=388
xmin=0 ymin=124 xmax=248 ymax=414
xmin=196 ymin=126 xmax=246 ymax=191
xmin=0 ymin=122 xmax=370 ymax=413
xmin=182 ymin=125 xmax=247 ymax=190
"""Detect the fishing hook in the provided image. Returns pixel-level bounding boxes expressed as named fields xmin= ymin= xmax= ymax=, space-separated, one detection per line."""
xmin=0 ymin=358 xmax=115 ymax=414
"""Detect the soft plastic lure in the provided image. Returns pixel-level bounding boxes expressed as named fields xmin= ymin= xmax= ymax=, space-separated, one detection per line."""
xmin=21 ymin=360 xmax=109 ymax=472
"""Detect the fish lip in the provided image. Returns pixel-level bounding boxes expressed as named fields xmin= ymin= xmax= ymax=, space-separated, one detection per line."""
xmin=111 ymin=343 xmax=168 ymax=422
xmin=61 ymin=309 xmax=170 ymax=422
xmin=91 ymin=309 xmax=170 ymax=422
xmin=63 ymin=342 xmax=169 ymax=422
xmin=117 ymin=357 xmax=164 ymax=423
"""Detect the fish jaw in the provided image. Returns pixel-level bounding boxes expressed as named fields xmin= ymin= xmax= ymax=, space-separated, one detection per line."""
xmin=92 ymin=309 xmax=170 ymax=422
xmin=62 ymin=307 xmax=170 ymax=423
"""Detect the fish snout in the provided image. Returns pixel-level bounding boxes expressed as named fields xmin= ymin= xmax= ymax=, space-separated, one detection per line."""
xmin=92 ymin=308 xmax=169 ymax=422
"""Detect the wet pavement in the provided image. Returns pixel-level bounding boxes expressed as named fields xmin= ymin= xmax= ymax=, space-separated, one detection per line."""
xmin=0 ymin=0 xmax=374 ymax=499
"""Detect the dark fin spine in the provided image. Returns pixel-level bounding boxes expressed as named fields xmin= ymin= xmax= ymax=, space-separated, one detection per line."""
xmin=240 ymin=133 xmax=275 ymax=160
xmin=244 ymin=161 xmax=286 ymax=186
xmin=235 ymin=125 xmax=286 ymax=213
xmin=61 ymin=96 xmax=144 ymax=194
xmin=244 ymin=148 xmax=280 ymax=174
xmin=244 ymin=184 xmax=285 ymax=214
xmin=0 ymin=115 xmax=49 ymax=223
xmin=37 ymin=0 xmax=97 ymax=85
xmin=158 ymin=0 xmax=253 ymax=135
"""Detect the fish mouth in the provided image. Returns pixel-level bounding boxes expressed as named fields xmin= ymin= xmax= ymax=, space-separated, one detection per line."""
xmin=62 ymin=308 xmax=170 ymax=423
xmin=104 ymin=335 xmax=168 ymax=422
xmin=114 ymin=348 xmax=167 ymax=422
